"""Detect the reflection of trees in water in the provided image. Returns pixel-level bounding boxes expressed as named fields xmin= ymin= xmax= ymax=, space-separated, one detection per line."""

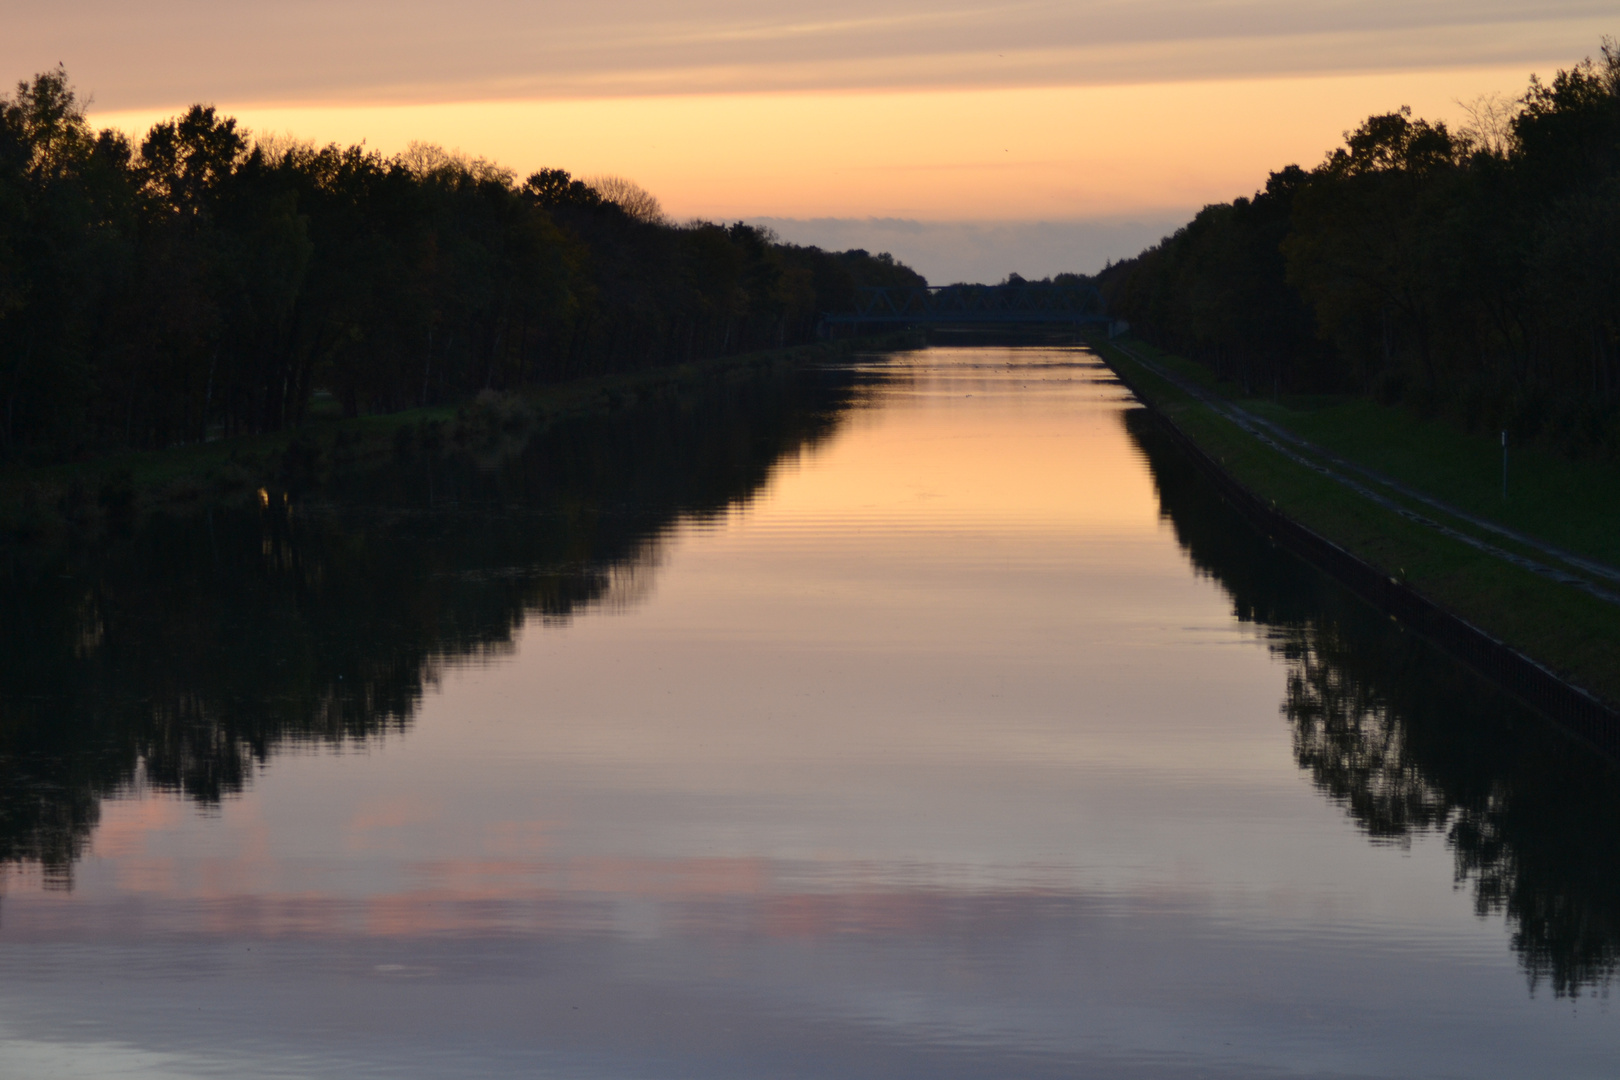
xmin=1126 ymin=407 xmax=1620 ymax=998
xmin=0 ymin=365 xmax=862 ymax=887
xmin=1284 ymin=626 xmax=1452 ymax=842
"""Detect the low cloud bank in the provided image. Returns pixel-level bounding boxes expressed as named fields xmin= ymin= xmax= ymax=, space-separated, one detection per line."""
xmin=750 ymin=216 xmax=1192 ymax=286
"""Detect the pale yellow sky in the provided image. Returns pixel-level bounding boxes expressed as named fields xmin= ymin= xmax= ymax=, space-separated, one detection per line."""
xmin=90 ymin=64 xmax=1554 ymax=221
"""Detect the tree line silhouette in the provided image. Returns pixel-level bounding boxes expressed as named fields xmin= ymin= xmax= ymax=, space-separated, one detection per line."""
xmin=1098 ymin=41 xmax=1620 ymax=454
xmin=0 ymin=68 xmax=923 ymax=462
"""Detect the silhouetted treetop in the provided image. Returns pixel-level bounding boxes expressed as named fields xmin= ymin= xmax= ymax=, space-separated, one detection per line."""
xmin=1097 ymin=37 xmax=1620 ymax=454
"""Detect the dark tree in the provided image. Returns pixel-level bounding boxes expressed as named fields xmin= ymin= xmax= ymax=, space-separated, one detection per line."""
xmin=0 ymin=74 xmax=925 ymax=462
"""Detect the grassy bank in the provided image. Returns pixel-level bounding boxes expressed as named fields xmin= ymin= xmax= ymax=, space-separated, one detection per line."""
xmin=0 ymin=332 xmax=921 ymax=540
xmin=1093 ymin=336 xmax=1620 ymax=711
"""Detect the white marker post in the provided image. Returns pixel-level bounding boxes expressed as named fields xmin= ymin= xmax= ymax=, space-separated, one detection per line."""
xmin=1501 ymin=430 xmax=1508 ymax=500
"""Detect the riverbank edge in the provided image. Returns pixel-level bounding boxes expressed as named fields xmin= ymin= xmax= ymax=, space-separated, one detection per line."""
xmin=1092 ymin=337 xmax=1620 ymax=753
xmin=0 ymin=331 xmax=924 ymax=541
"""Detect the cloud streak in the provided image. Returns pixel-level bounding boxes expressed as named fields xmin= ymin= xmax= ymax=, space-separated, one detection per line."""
xmin=6 ymin=1 xmax=1609 ymax=109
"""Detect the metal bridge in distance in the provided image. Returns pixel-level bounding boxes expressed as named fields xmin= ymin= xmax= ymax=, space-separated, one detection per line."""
xmin=820 ymin=283 xmax=1109 ymax=334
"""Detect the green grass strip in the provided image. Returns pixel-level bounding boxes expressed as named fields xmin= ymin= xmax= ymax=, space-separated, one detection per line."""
xmin=1094 ymin=337 xmax=1620 ymax=710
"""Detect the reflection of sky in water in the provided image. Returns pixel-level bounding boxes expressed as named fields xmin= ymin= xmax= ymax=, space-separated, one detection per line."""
xmin=1 ymin=349 xmax=1616 ymax=1078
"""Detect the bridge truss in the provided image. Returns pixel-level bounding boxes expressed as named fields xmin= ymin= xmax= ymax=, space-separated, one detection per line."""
xmin=819 ymin=283 xmax=1109 ymax=333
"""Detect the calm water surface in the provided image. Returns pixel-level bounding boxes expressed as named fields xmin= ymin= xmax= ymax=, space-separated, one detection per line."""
xmin=1 ymin=347 xmax=1617 ymax=1078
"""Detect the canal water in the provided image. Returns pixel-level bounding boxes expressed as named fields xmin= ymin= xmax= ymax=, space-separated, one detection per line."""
xmin=0 ymin=346 xmax=1616 ymax=1078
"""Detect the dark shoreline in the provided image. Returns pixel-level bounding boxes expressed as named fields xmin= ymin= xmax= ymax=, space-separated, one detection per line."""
xmin=0 ymin=332 xmax=922 ymax=542
xmin=1099 ymin=345 xmax=1620 ymax=757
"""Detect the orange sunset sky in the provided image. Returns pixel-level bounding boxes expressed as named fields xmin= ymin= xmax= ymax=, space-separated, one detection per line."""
xmin=7 ymin=2 xmax=1613 ymax=281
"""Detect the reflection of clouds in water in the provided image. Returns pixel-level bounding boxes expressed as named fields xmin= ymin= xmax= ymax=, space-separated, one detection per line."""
xmin=1 ymin=882 xmax=1609 ymax=1079
xmin=1 ymin=352 xmax=1617 ymax=1077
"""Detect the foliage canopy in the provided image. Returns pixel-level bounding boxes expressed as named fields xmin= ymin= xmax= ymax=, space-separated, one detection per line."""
xmin=0 ymin=69 xmax=924 ymax=461
xmin=1097 ymin=40 xmax=1620 ymax=454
